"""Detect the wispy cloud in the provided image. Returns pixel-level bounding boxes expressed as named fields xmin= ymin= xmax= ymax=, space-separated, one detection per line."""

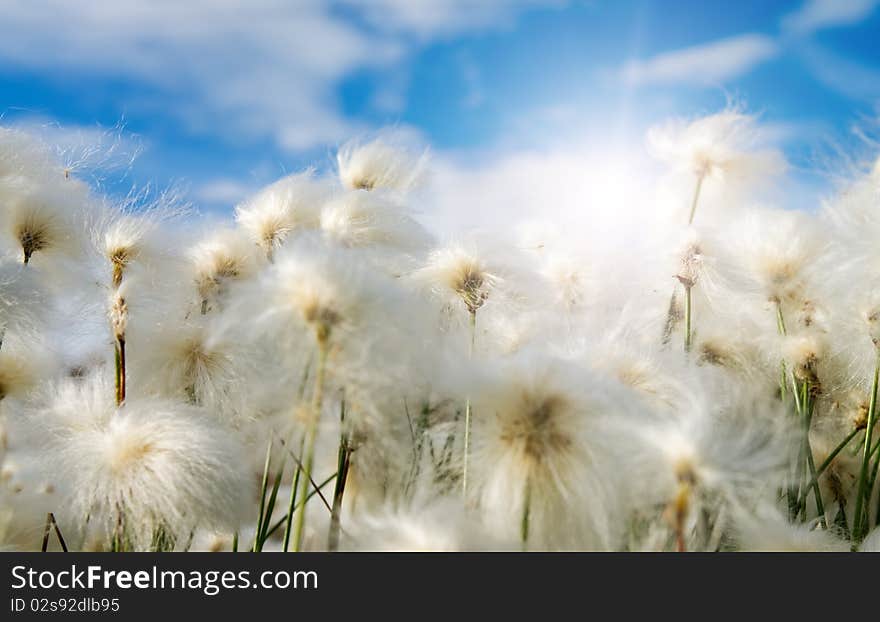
xmin=0 ymin=1 xmax=560 ymax=155
xmin=797 ymin=44 xmax=880 ymax=102
xmin=342 ymin=0 xmax=567 ymax=40
xmin=458 ymin=52 xmax=485 ymax=109
xmin=621 ymin=34 xmax=779 ymax=87
xmin=781 ymin=0 xmax=879 ymax=35
xmin=194 ymin=178 xmax=256 ymax=207
xmin=0 ymin=1 xmax=400 ymax=152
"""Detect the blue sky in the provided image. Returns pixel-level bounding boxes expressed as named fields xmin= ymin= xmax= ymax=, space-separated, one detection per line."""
xmin=1 ymin=0 xmax=878 ymax=223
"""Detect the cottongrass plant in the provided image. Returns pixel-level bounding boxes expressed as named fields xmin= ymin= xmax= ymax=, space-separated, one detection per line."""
xmin=4 ymin=115 xmax=880 ymax=553
xmin=235 ymin=172 xmax=326 ymax=261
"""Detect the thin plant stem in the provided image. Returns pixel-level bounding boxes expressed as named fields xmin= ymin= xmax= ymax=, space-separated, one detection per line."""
xmin=659 ymin=172 xmax=704 ymax=351
xmin=671 ymin=481 xmax=690 ymax=553
xmin=403 ymin=399 xmax=420 ymax=498
xmin=280 ymin=354 xmax=316 ymax=551
xmin=775 ymin=300 xmax=787 ymax=399
xmin=661 ymin=291 xmax=679 ymax=345
xmin=675 ymin=534 xmax=686 ymax=552
xmin=275 ymin=435 xmax=333 ymax=513
xmin=662 ymin=173 xmax=705 ymax=350
xmin=253 ymin=442 xmax=273 ymax=551
xmin=328 ymin=397 xmax=350 ymax=552
xmin=114 ymin=337 xmax=126 ymax=406
xmin=292 ymin=339 xmax=328 ymax=552
xmin=41 ymin=513 xmax=52 ymax=552
xmin=254 ymin=456 xmax=286 ymax=552
xmin=865 ymin=447 xmax=880 ymax=527
xmin=787 ymin=369 xmax=807 ymax=521
xmin=784 ymin=378 xmax=799 ymax=518
xmin=462 ymin=309 xmax=476 ymax=496
xmin=853 ymin=348 xmax=880 ymax=542
xmin=268 ymin=472 xmax=337 ymax=542
xmin=520 ymin=478 xmax=531 ymax=551
xmin=687 ymin=172 xmax=706 ymax=226
xmin=282 ymin=434 xmax=305 ymax=552
xmin=683 ymin=284 xmax=693 ymax=353
xmin=775 ymin=300 xmax=787 ymax=336
xmin=800 ymin=389 xmax=827 ymax=528
xmin=800 ymin=426 xmax=861 ymax=499
xmin=110 ymin=508 xmax=127 ymax=552
xmin=675 ymin=520 xmax=687 ymax=552
xmin=779 ymin=363 xmax=787 ymax=401
xmin=798 ymin=378 xmax=809 ymax=504
xmin=406 ymin=402 xmax=434 ymax=500
xmin=50 ymin=513 xmax=68 ymax=552
xmin=790 ymin=370 xmax=802 ymax=415
xmin=870 ymin=435 xmax=880 ymax=460
xmin=231 ymin=531 xmax=238 ymax=552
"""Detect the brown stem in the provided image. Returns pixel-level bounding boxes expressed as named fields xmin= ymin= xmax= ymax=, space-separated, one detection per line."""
xmin=41 ymin=512 xmax=68 ymax=552
xmin=115 ymin=337 xmax=126 ymax=406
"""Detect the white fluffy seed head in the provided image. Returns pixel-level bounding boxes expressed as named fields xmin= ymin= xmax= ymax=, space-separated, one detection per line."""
xmin=734 ymin=504 xmax=849 ymax=552
xmin=320 ymin=191 xmax=431 ymax=253
xmin=590 ymin=338 xmax=695 ymax=415
xmin=0 ymin=339 xmax=50 ymax=402
xmin=781 ymin=332 xmax=826 ymax=380
xmin=1 ymin=180 xmax=89 ymax=265
xmin=664 ymin=226 xmax=739 ymax=321
xmin=235 ymin=172 xmax=326 ymax=258
xmin=103 ymin=215 xmax=147 ymax=280
xmin=251 ymin=240 xmax=385 ymax=349
xmin=133 ymin=319 xmax=248 ymax=422
xmin=0 ymin=127 xmax=61 ymax=181
xmin=415 ymin=243 xmax=498 ymax=315
xmin=189 ymin=228 xmax=260 ymax=312
xmin=0 ymin=260 xmax=49 ymax=336
xmin=862 ymin=299 xmax=880 ymax=347
xmin=728 ymin=207 xmax=824 ymax=304
xmin=633 ymin=387 xmax=796 ymax=510
xmin=342 ymin=500 xmax=512 ymax=551
xmin=44 ymin=373 xmax=250 ymax=549
xmin=337 ymin=137 xmax=427 ymax=194
xmin=647 ymin=109 xmax=786 ymax=183
xmin=470 ymin=355 xmax=629 ymax=550
xmin=536 ymin=250 xmax=594 ymax=314
xmin=96 ymin=208 xmax=184 ymax=287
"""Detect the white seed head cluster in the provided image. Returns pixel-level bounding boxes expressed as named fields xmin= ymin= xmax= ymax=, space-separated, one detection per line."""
xmin=2 ymin=115 xmax=880 ymax=553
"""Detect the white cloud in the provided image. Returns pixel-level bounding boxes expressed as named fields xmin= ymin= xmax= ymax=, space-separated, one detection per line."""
xmin=782 ymin=0 xmax=879 ymax=35
xmin=370 ymin=86 xmax=408 ymax=114
xmin=459 ymin=52 xmax=485 ymax=109
xmin=0 ymin=1 xmax=400 ymax=153
xmin=369 ymin=71 xmax=411 ymax=114
xmin=194 ymin=178 xmax=256 ymax=207
xmin=342 ymin=0 xmax=567 ymax=39
xmin=0 ymin=1 xmax=564 ymax=155
xmin=621 ymin=34 xmax=779 ymax=86
xmin=798 ymin=44 xmax=880 ymax=101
